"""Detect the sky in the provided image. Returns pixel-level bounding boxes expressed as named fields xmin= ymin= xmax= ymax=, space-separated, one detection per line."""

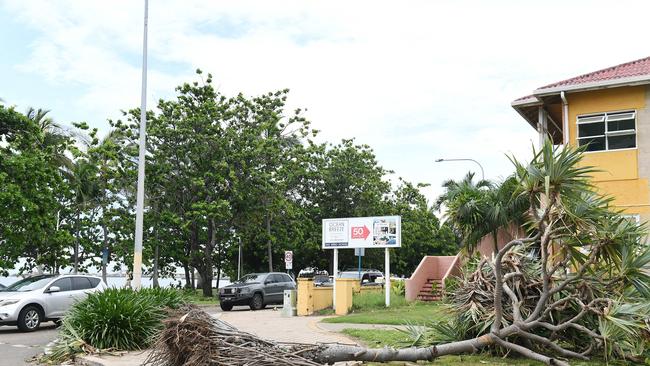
xmin=2 ymin=0 xmax=650 ymax=204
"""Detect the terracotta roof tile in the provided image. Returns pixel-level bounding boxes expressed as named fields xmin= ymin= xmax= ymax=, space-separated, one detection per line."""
xmin=537 ymin=56 xmax=650 ymax=90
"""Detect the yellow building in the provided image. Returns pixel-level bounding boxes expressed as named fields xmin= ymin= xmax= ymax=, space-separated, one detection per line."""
xmin=512 ymin=57 xmax=650 ymax=225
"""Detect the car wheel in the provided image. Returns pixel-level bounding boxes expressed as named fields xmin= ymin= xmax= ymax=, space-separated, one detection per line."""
xmin=17 ymin=306 xmax=41 ymax=332
xmin=249 ymin=293 xmax=263 ymax=311
xmin=220 ymin=303 xmax=233 ymax=311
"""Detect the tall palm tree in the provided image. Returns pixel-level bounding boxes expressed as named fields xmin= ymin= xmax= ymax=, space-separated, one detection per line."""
xmin=436 ymin=172 xmax=492 ymax=252
xmin=437 ymin=173 xmax=527 ymax=254
xmin=69 ymin=158 xmax=102 ymax=273
xmin=482 ymin=176 xmax=528 ymax=253
xmin=25 ymin=107 xmax=74 ymax=172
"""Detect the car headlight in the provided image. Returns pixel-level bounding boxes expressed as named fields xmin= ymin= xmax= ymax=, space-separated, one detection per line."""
xmin=218 ymin=288 xmax=225 ymax=294
xmin=238 ymin=287 xmax=250 ymax=294
xmin=0 ymin=299 xmax=19 ymax=307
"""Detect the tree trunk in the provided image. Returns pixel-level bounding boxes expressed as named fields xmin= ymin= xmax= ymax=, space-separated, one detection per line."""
xmin=74 ymin=210 xmax=80 ymax=274
xmin=215 ymin=265 xmax=221 ymax=293
xmin=492 ymin=231 xmax=499 ymax=254
xmin=101 ymin=224 xmax=108 ymax=283
xmin=198 ymin=219 xmax=216 ymax=297
xmin=309 ymin=335 xmax=497 ymax=364
xmin=153 ymin=243 xmax=160 ymax=288
xmin=215 ymin=239 xmax=222 ymax=291
xmin=266 ymin=214 xmax=272 ymax=272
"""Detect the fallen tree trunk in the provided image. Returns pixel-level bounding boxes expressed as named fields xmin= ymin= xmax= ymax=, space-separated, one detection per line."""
xmin=307 ymin=335 xmax=495 ymax=364
xmin=145 ymin=307 xmax=574 ymax=366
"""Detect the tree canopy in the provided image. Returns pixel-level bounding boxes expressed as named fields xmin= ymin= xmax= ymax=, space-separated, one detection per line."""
xmin=0 ymin=72 xmax=458 ymax=292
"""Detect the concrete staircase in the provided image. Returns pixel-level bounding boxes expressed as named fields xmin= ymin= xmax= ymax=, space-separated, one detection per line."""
xmin=416 ymin=278 xmax=443 ymax=301
xmin=405 ymin=255 xmax=459 ymax=302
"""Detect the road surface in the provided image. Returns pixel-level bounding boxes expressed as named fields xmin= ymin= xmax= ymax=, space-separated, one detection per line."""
xmin=0 ymin=322 xmax=58 ymax=366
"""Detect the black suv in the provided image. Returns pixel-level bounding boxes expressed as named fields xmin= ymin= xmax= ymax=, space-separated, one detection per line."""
xmin=218 ymin=272 xmax=295 ymax=311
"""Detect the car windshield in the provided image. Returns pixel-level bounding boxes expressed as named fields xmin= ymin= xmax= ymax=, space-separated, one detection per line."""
xmin=339 ymin=272 xmax=361 ymax=279
xmin=236 ymin=274 xmax=263 ymax=284
xmin=4 ymin=275 xmax=55 ymax=292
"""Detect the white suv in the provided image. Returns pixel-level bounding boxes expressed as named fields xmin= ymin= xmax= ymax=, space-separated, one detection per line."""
xmin=0 ymin=274 xmax=106 ymax=331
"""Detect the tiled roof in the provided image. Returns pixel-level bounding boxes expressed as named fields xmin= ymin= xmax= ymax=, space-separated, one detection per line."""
xmin=537 ymin=56 xmax=650 ymax=90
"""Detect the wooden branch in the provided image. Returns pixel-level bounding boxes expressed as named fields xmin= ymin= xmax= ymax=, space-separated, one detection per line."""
xmin=514 ymin=329 xmax=588 ymax=360
xmin=490 ymin=334 xmax=570 ymax=366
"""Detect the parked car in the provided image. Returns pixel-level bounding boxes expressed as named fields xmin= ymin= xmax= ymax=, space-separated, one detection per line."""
xmin=218 ymin=272 xmax=295 ymax=311
xmin=338 ymin=269 xmax=384 ymax=286
xmin=297 ymin=267 xmax=331 ymax=287
xmin=0 ymin=274 xmax=106 ymax=331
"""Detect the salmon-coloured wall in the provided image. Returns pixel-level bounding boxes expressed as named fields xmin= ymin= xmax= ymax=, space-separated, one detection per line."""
xmin=476 ymin=223 xmax=525 ymax=258
xmin=405 ymin=256 xmax=457 ymax=301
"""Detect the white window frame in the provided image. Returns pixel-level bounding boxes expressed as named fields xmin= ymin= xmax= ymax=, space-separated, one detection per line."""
xmin=622 ymin=214 xmax=641 ymax=225
xmin=576 ymin=110 xmax=637 ymax=152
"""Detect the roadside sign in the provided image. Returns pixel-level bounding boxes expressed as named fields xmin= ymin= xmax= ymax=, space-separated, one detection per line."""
xmin=284 ymin=250 xmax=293 ymax=270
xmin=354 ymin=248 xmax=365 ymax=256
xmin=322 ymin=216 xmax=401 ymax=249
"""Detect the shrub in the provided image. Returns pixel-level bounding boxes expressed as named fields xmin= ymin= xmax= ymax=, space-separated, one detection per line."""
xmin=139 ymin=287 xmax=187 ymax=309
xmin=66 ymin=288 xmax=166 ymax=350
xmin=391 ymin=280 xmax=406 ymax=296
xmin=44 ymin=288 xmax=187 ymax=363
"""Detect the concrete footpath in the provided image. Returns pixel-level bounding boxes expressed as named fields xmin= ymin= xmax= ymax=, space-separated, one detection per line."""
xmin=219 ymin=307 xmax=357 ymax=345
xmin=77 ymin=307 xmax=360 ymax=365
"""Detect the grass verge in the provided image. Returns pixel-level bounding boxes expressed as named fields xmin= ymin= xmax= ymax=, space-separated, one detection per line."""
xmin=322 ymin=300 xmax=444 ymax=325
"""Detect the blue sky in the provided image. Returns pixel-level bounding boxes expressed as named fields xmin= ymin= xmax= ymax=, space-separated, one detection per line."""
xmin=2 ymin=0 xmax=650 ymax=203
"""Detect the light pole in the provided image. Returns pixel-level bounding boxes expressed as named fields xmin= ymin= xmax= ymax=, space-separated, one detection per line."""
xmin=435 ymin=158 xmax=485 ymax=181
xmin=132 ymin=0 xmax=149 ymax=290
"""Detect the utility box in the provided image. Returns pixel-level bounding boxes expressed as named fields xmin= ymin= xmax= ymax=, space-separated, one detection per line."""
xmin=282 ymin=289 xmax=297 ymax=317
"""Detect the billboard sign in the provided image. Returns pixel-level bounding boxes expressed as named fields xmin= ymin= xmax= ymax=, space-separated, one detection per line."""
xmin=322 ymin=216 xmax=401 ymax=249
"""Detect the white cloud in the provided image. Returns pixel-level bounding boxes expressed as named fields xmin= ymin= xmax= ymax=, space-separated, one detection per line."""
xmin=3 ymin=0 xmax=650 ymax=202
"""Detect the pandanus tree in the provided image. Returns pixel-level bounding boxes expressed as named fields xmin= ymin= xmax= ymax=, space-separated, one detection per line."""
xmin=299 ymin=140 xmax=650 ymax=364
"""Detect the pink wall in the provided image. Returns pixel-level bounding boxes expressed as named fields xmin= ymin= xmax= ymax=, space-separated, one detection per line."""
xmin=405 ymin=224 xmax=526 ymax=302
xmin=405 ymin=256 xmax=457 ymax=301
xmin=476 ymin=223 xmax=524 ymax=258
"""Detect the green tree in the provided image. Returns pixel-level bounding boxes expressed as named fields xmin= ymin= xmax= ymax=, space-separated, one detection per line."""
xmin=0 ymin=106 xmax=72 ymax=274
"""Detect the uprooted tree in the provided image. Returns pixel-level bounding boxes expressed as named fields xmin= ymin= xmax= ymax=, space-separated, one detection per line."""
xmin=146 ymin=140 xmax=650 ymax=366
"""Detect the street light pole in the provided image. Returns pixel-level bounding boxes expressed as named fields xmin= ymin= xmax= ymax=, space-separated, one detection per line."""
xmin=435 ymin=158 xmax=485 ymax=181
xmin=132 ymin=0 xmax=149 ymax=290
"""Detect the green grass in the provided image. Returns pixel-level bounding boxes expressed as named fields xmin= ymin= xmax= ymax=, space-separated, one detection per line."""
xmin=351 ymin=291 xmax=408 ymax=311
xmin=322 ymin=300 xmax=444 ymax=325
xmin=182 ymin=288 xmax=219 ymax=304
xmin=344 ymin=329 xmax=628 ymax=366
xmin=342 ymin=328 xmax=414 ymax=348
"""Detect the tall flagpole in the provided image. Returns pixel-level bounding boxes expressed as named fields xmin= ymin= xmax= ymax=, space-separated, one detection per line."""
xmin=133 ymin=0 xmax=149 ymax=290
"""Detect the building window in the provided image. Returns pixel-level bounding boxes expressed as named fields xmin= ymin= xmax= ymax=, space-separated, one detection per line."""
xmin=622 ymin=214 xmax=641 ymax=225
xmin=577 ymin=111 xmax=636 ymax=152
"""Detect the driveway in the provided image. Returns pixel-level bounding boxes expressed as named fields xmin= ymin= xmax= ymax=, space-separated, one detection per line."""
xmin=0 ymin=321 xmax=58 ymax=365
